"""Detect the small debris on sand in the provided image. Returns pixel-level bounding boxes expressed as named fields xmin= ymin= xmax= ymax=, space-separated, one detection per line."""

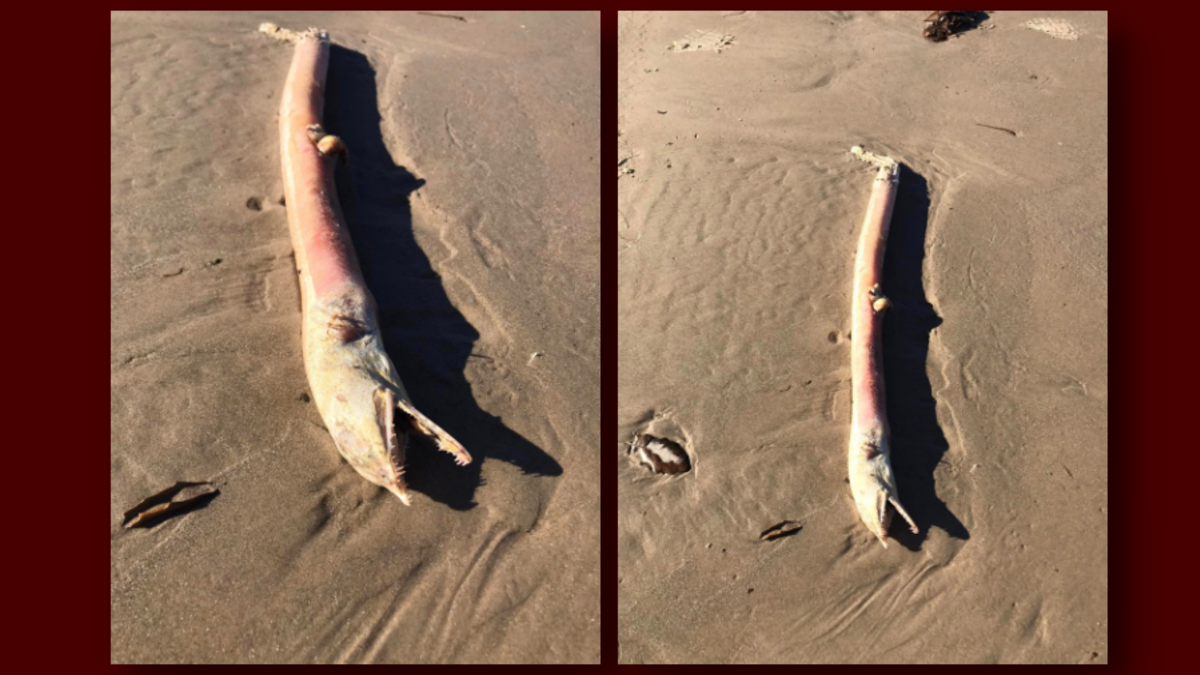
xmin=669 ymin=30 xmax=735 ymax=53
xmin=1023 ymin=17 xmax=1080 ymax=41
xmin=123 ymin=481 xmax=220 ymax=528
xmin=923 ymin=11 xmax=990 ymax=42
xmin=759 ymin=521 xmax=803 ymax=541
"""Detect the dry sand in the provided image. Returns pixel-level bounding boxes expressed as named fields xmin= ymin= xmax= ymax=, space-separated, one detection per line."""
xmin=618 ymin=11 xmax=1106 ymax=664
xmin=111 ymin=11 xmax=599 ymax=663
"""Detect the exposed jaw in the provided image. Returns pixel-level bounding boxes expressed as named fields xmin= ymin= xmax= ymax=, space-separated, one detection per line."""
xmin=396 ymin=397 xmax=473 ymax=466
xmin=324 ymin=370 xmax=471 ymax=506
xmin=383 ymin=480 xmax=412 ymax=506
xmin=372 ymin=386 xmax=411 ymax=505
xmin=849 ymin=445 xmax=918 ymax=548
xmin=870 ymin=485 xmax=920 ymax=548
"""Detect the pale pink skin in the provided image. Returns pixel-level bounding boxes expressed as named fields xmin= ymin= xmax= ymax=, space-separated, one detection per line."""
xmin=279 ymin=31 xmax=470 ymax=504
xmin=847 ymin=155 xmax=919 ymax=547
xmin=849 ymin=171 xmax=894 ymax=444
xmin=280 ymin=32 xmax=364 ymax=304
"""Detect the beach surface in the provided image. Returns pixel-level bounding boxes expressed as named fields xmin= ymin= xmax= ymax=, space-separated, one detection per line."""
xmin=111 ymin=11 xmax=599 ymax=663
xmin=618 ymin=11 xmax=1106 ymax=664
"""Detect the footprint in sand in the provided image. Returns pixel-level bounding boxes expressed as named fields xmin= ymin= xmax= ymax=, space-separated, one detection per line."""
xmin=624 ymin=411 xmax=693 ymax=475
xmin=628 ymin=433 xmax=691 ymax=475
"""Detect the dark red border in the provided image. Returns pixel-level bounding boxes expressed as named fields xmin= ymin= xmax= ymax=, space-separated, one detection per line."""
xmin=601 ymin=7 xmax=618 ymax=668
xmin=1106 ymin=16 xmax=1127 ymax=670
xmin=10 ymin=6 xmax=124 ymax=670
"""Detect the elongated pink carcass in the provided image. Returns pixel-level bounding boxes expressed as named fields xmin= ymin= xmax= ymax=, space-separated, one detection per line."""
xmin=273 ymin=25 xmax=471 ymax=504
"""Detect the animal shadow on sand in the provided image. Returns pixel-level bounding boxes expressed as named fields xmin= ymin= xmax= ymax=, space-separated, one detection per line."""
xmin=320 ymin=45 xmax=562 ymax=510
xmin=879 ymin=165 xmax=968 ymax=548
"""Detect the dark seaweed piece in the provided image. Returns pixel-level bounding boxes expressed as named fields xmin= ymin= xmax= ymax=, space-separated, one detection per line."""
xmin=416 ymin=11 xmax=467 ymax=22
xmin=975 ymin=123 xmax=1018 ymax=136
xmin=759 ymin=520 xmax=803 ymax=541
xmin=122 ymin=481 xmax=220 ymax=528
xmin=923 ymin=11 xmax=987 ymax=42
